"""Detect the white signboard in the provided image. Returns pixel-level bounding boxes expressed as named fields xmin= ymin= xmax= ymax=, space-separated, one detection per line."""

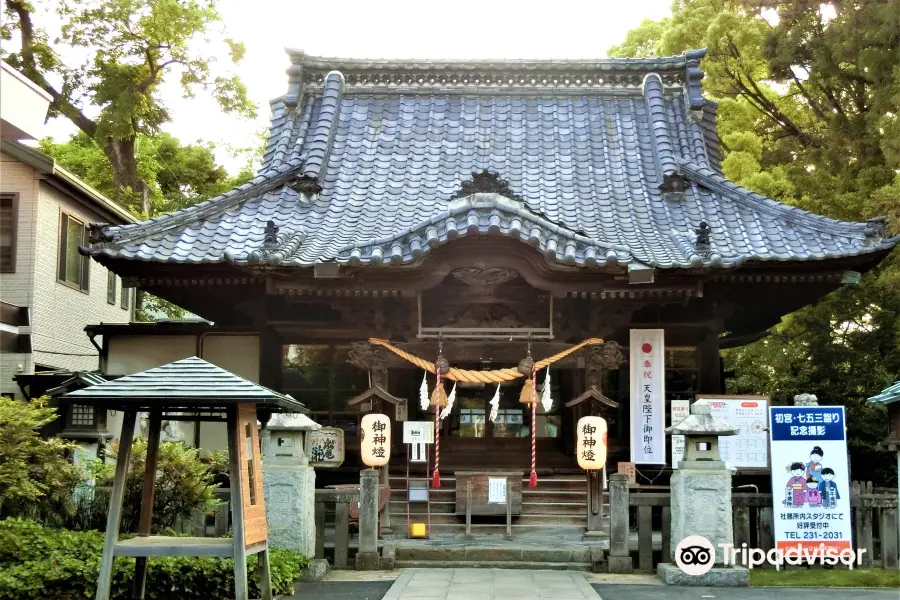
xmin=403 ymin=421 xmax=434 ymax=444
xmin=488 ymin=477 xmax=507 ymax=504
xmin=672 ymin=397 xmax=769 ymax=469
xmin=769 ymin=406 xmax=852 ymax=556
xmin=670 ymin=400 xmax=690 ymax=467
xmin=630 ymin=329 xmax=665 ymax=464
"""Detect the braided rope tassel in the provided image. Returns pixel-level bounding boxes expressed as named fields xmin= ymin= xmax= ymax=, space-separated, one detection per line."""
xmin=529 ymin=365 xmax=538 ymax=489
xmin=432 ymin=369 xmax=442 ymax=489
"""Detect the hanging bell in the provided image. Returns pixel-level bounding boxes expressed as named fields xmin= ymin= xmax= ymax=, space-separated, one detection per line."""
xmin=517 ymin=356 xmax=535 ymax=376
xmin=519 ymin=379 xmax=537 ymax=405
xmin=435 ymin=357 xmax=450 ymax=375
xmin=430 ymin=385 xmax=448 ymax=407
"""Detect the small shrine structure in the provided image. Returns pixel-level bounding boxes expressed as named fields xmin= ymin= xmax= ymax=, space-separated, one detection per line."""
xmin=65 ymin=357 xmax=307 ymax=600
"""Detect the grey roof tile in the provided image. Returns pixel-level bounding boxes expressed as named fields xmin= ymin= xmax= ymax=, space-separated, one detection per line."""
xmin=86 ymin=52 xmax=897 ymax=270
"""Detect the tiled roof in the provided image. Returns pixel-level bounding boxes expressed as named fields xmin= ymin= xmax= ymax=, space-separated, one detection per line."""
xmin=83 ymin=51 xmax=898 ymax=271
xmin=64 ymin=357 xmax=307 ymax=412
xmin=868 ymin=381 xmax=900 ymax=406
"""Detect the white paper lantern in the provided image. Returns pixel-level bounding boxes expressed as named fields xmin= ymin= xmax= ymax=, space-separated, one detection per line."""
xmin=576 ymin=416 xmax=607 ymax=470
xmin=360 ymin=413 xmax=391 ymax=467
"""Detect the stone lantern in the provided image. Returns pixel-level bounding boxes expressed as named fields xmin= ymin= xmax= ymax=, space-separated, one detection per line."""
xmin=261 ymin=412 xmax=321 ymax=557
xmin=658 ymin=399 xmax=748 ymax=586
xmin=668 ymin=400 xmax=737 ymax=468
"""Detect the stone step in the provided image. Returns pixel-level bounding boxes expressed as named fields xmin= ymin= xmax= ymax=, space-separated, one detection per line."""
xmin=393 ymin=559 xmax=591 ymax=571
xmin=395 ymin=544 xmax=591 ymax=563
xmin=521 ymin=501 xmax=589 ymax=515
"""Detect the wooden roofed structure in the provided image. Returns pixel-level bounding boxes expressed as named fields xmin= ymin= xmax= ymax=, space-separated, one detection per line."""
xmin=65 ymin=357 xmax=307 ymax=600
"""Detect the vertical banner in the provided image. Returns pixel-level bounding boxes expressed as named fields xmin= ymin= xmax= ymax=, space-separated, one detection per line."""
xmin=630 ymin=329 xmax=665 ymax=464
xmin=670 ymin=400 xmax=690 ymax=468
xmin=768 ymin=406 xmax=852 ymax=555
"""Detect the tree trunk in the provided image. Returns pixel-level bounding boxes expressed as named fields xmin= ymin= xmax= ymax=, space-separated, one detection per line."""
xmin=104 ymin=137 xmax=148 ymax=214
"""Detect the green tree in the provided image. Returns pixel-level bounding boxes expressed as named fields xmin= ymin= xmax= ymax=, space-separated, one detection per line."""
xmin=611 ymin=0 xmax=900 ymax=482
xmin=1 ymin=0 xmax=256 ymax=215
xmin=0 ymin=397 xmax=82 ymax=523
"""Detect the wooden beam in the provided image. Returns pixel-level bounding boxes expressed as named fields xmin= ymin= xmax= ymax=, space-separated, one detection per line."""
xmin=96 ymin=410 xmax=137 ymax=600
xmin=226 ymin=406 xmax=249 ymax=600
xmin=132 ymin=411 xmax=162 ymax=599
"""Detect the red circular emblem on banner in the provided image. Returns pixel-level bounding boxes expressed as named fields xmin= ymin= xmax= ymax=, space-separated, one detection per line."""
xmin=641 ymin=343 xmax=652 ymax=353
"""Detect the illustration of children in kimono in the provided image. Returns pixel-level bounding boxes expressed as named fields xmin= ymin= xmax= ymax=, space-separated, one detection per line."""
xmin=784 ymin=462 xmax=807 ymax=507
xmin=805 ymin=477 xmax=822 ymax=507
xmin=805 ymin=446 xmax=824 ymax=482
xmin=818 ymin=467 xmax=841 ymax=509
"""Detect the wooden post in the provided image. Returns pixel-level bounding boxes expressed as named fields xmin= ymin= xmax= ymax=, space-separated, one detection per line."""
xmin=733 ymin=505 xmax=751 ymax=549
xmin=586 ymin=470 xmax=603 ymax=533
xmin=506 ymin=479 xmax=512 ymax=538
xmin=259 ymin=544 xmax=273 ymax=600
xmin=465 ymin=481 xmax=472 ymax=537
xmin=314 ymin=500 xmax=325 ymax=559
xmin=334 ymin=501 xmax=349 ymax=568
xmin=96 ymin=410 xmax=137 ymax=600
xmin=758 ymin=507 xmax=774 ymax=553
xmin=661 ymin=506 xmax=671 ymax=564
xmin=227 ymin=406 xmax=249 ymax=600
xmin=132 ymin=410 xmax=162 ymax=600
xmin=880 ymin=507 xmax=898 ymax=569
xmin=638 ymin=505 xmax=652 ymax=572
xmin=699 ymin=332 xmax=723 ymax=394
xmin=379 ymin=465 xmax=392 ymax=533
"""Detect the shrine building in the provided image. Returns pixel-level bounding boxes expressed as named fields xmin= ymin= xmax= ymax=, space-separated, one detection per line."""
xmin=75 ymin=49 xmax=897 ymax=534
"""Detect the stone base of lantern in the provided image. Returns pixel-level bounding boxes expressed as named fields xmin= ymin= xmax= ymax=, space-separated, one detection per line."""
xmin=657 ymin=563 xmax=749 ymax=586
xmin=263 ymin=464 xmax=316 ymax=557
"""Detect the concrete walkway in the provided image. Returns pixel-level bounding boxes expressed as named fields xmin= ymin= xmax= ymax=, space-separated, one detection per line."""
xmin=381 ymin=568 xmax=600 ymax=600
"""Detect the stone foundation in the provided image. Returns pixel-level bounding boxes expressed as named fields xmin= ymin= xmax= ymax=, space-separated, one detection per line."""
xmin=657 ymin=563 xmax=749 ymax=586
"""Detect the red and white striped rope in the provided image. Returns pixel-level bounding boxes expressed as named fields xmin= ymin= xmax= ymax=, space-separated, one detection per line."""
xmin=529 ymin=365 xmax=538 ymax=488
xmin=432 ymin=369 xmax=442 ymax=488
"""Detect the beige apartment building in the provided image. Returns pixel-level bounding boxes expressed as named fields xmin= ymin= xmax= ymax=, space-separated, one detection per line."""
xmin=1 ymin=60 xmax=136 ymax=402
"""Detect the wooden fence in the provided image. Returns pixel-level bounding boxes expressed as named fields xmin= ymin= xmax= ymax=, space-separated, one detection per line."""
xmin=313 ymin=488 xmax=357 ymax=568
xmin=618 ymin=481 xmax=898 ymax=573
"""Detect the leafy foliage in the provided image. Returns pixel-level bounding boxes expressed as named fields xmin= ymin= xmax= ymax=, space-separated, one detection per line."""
xmin=0 ymin=397 xmax=82 ymax=524
xmin=1 ymin=0 xmax=256 ymax=213
xmin=86 ymin=439 xmax=224 ymax=533
xmin=611 ymin=0 xmax=900 ymax=482
xmin=0 ymin=518 xmax=309 ymax=600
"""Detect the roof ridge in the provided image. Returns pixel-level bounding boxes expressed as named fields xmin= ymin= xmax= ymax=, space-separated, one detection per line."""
xmin=678 ymin=159 xmax=881 ymax=239
xmin=302 ymin=71 xmax=344 ymax=179
xmin=285 ymin=49 xmax=707 ymax=71
xmin=90 ymin=163 xmax=304 ymax=248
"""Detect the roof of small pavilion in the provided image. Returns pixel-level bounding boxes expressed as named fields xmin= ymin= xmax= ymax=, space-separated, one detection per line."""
xmin=64 ymin=356 xmax=306 ymax=413
xmin=868 ymin=381 xmax=900 ymax=406
xmin=82 ymin=49 xmax=898 ymax=273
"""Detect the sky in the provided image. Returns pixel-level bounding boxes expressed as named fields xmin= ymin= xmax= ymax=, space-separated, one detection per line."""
xmin=43 ymin=0 xmax=675 ymax=173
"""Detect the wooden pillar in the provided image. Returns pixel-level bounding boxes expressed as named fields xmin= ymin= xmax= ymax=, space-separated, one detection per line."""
xmin=226 ymin=406 xmax=249 ymax=600
xmin=259 ymin=327 xmax=283 ymax=392
xmin=699 ymin=332 xmax=723 ymax=394
xmin=131 ymin=410 xmax=162 ymax=599
xmin=585 ymin=470 xmax=603 ymax=534
xmin=96 ymin=410 xmax=137 ymax=600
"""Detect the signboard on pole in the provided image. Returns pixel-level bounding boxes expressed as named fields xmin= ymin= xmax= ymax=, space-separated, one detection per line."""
xmin=672 ymin=396 xmax=769 ymax=469
xmin=402 ymin=421 xmax=434 ymax=444
xmin=670 ymin=400 xmax=690 ymax=467
xmin=768 ymin=406 xmax=852 ymax=555
xmin=629 ymin=329 xmax=665 ymax=464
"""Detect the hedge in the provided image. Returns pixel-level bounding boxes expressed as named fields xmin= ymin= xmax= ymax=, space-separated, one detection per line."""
xmin=0 ymin=519 xmax=308 ymax=600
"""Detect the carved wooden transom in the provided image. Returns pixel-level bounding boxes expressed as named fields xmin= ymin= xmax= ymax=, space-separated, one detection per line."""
xmin=451 ymin=267 xmax=519 ymax=287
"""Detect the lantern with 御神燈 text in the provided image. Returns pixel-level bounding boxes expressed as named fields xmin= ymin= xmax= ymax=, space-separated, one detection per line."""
xmin=576 ymin=416 xmax=607 ymax=470
xmin=360 ymin=413 xmax=391 ymax=467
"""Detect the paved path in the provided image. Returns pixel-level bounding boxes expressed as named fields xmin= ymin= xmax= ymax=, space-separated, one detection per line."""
xmin=382 ymin=568 xmax=600 ymax=600
xmin=591 ymin=584 xmax=900 ymax=600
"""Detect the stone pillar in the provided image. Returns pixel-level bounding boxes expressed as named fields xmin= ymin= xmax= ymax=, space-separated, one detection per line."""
xmin=261 ymin=414 xmax=318 ymax=557
xmin=356 ymin=468 xmax=380 ymax=570
xmin=607 ymin=473 xmax=633 ymax=573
